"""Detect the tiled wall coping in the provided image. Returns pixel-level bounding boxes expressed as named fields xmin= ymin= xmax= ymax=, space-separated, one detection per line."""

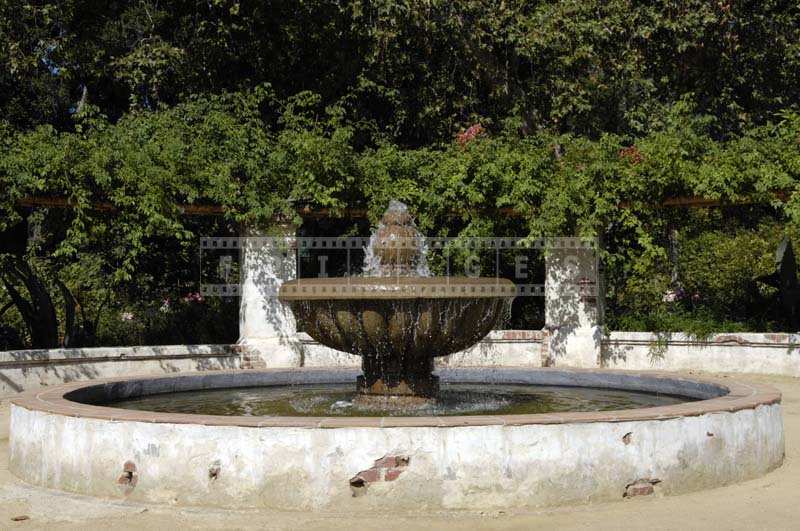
xmin=0 ymin=344 xmax=237 ymax=369
xmin=603 ymin=331 xmax=800 ymax=349
xmin=10 ymin=367 xmax=780 ymax=428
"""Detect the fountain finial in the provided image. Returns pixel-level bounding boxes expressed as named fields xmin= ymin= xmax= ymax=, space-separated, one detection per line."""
xmin=364 ymin=200 xmax=430 ymax=277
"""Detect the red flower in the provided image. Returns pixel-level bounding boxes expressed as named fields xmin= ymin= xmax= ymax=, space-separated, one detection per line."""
xmin=181 ymin=292 xmax=205 ymax=303
xmin=619 ymin=145 xmax=644 ymax=164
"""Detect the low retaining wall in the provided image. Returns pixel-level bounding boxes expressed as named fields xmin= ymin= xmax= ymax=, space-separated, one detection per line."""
xmin=601 ymin=332 xmax=800 ymax=377
xmin=0 ymin=345 xmax=240 ymax=395
xmin=300 ymin=330 xmax=800 ymax=377
xmin=3 ymin=331 xmax=800 ymax=395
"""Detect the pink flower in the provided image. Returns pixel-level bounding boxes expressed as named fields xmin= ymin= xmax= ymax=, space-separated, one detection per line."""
xmin=456 ymin=123 xmax=485 ymax=147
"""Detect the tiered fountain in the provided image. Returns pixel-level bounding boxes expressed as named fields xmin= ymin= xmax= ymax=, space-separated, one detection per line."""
xmin=279 ymin=200 xmax=515 ymax=406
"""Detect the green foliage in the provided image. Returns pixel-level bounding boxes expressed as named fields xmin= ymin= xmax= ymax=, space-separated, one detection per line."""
xmin=4 ymin=93 xmax=799 ymax=287
xmin=2 ymin=2 xmax=800 ymax=345
xmin=608 ymin=218 xmax=792 ymax=334
xmin=96 ymin=296 xmax=238 ymax=347
xmin=610 ymin=308 xmax=753 ymax=339
xmin=2 ymin=1 xmax=798 ymax=141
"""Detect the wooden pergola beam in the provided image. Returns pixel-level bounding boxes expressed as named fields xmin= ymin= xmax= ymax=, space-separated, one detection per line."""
xmin=17 ymin=196 xmax=228 ymax=216
xmin=16 ymin=191 xmax=792 ymax=219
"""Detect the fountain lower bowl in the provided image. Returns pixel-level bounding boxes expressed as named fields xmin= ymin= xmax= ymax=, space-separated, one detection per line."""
xmin=9 ymin=367 xmax=783 ymax=512
xmin=279 ymin=277 xmax=516 ymax=399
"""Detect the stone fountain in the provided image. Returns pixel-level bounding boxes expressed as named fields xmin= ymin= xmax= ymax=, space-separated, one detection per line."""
xmin=278 ymin=201 xmax=516 ymax=405
xmin=8 ymin=200 xmax=783 ymax=511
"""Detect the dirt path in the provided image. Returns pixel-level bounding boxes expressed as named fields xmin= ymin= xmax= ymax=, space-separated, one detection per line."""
xmin=1 ymin=372 xmax=798 ymax=530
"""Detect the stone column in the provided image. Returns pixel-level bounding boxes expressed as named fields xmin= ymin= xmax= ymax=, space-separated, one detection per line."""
xmin=237 ymin=222 xmax=302 ymax=368
xmin=544 ymin=239 xmax=604 ymax=368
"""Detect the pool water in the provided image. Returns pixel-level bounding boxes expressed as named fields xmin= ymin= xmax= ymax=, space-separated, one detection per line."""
xmin=108 ymin=383 xmax=694 ymax=417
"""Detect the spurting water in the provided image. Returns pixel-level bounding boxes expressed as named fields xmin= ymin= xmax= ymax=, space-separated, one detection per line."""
xmin=362 ymin=200 xmax=431 ymax=277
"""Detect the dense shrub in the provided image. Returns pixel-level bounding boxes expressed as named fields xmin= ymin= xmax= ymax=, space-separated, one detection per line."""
xmin=2 ymin=2 xmax=800 ymax=344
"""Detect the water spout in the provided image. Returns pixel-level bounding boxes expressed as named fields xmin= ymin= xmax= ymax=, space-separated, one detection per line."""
xmin=363 ymin=200 xmax=431 ymax=277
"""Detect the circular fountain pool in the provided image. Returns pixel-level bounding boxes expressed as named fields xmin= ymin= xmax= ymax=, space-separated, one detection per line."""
xmin=9 ymin=367 xmax=783 ymax=512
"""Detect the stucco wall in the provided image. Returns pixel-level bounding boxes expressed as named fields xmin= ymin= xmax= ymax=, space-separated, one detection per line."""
xmin=9 ymin=369 xmax=784 ymax=511
xmin=297 ymin=330 xmax=800 ymax=377
xmin=11 ymin=405 xmax=780 ymax=511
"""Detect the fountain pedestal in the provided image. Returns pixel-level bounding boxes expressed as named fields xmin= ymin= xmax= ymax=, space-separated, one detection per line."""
xmin=356 ymin=356 xmax=439 ymax=406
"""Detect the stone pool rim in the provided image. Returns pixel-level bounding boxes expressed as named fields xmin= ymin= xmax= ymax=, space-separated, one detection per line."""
xmin=277 ymin=276 xmax=518 ymax=300
xmin=10 ymin=367 xmax=781 ymax=428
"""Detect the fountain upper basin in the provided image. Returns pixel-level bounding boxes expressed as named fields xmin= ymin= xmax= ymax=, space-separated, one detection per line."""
xmin=279 ymin=277 xmax=516 ymax=358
